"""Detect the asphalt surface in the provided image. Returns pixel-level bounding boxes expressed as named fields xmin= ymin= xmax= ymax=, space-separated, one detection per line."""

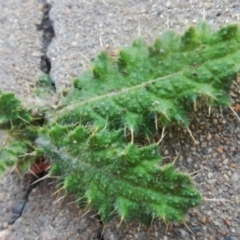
xmin=0 ymin=1 xmax=240 ymax=239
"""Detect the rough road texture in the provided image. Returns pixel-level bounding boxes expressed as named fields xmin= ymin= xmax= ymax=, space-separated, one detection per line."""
xmin=0 ymin=0 xmax=42 ymax=99
xmin=0 ymin=0 xmax=240 ymax=239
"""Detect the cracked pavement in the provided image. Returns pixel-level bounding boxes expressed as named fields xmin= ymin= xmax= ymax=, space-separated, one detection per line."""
xmin=1 ymin=0 xmax=240 ymax=239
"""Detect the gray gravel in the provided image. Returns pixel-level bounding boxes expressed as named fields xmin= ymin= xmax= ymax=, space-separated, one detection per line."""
xmin=0 ymin=0 xmax=42 ymax=99
xmin=47 ymin=0 xmax=240 ymax=89
xmin=6 ymin=177 xmax=101 ymax=240
xmin=0 ymin=0 xmax=240 ymax=239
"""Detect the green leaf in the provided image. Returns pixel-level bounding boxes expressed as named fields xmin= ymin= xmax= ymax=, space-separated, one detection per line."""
xmin=59 ymin=22 xmax=240 ymax=130
xmin=0 ymin=141 xmax=28 ymax=174
xmin=41 ymin=127 xmax=201 ymax=224
xmin=2 ymin=22 xmax=240 ymax=224
xmin=0 ymin=91 xmax=32 ymax=129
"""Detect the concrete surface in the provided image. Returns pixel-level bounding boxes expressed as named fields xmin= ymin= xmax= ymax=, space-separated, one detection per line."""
xmin=0 ymin=0 xmax=42 ymax=99
xmin=0 ymin=0 xmax=240 ymax=239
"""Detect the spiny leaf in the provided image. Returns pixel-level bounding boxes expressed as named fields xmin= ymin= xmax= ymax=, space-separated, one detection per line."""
xmin=0 ymin=91 xmax=32 ymax=129
xmin=0 ymin=90 xmax=46 ymax=173
xmin=2 ymin=22 xmax=240 ymax=224
xmin=37 ymin=22 xmax=240 ymax=223
xmin=0 ymin=141 xmax=28 ymax=174
xmin=39 ymin=126 xmax=201 ymax=223
xmin=58 ymin=22 xmax=240 ymax=131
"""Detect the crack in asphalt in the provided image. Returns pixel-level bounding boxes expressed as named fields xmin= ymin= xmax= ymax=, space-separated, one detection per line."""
xmin=7 ymin=3 xmax=105 ymax=238
xmin=7 ymin=2 xmax=55 ymax=226
xmin=36 ymin=1 xmax=55 ymax=77
xmin=8 ymin=173 xmax=44 ymax=225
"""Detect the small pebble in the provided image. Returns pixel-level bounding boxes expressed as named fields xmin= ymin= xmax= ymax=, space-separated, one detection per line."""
xmin=3 ymin=222 xmax=8 ymax=229
xmin=0 ymin=193 xmax=4 ymax=201
xmin=231 ymin=172 xmax=239 ymax=183
xmin=214 ymin=134 xmax=221 ymax=142
xmin=223 ymin=174 xmax=229 ymax=181
xmin=224 ymin=219 xmax=231 ymax=227
xmin=208 ymin=172 xmax=213 ymax=179
xmin=207 ymin=148 xmax=212 ymax=153
xmin=228 ymin=146 xmax=235 ymax=152
xmin=194 ymin=140 xmax=200 ymax=145
xmin=191 ymin=226 xmax=201 ymax=233
xmin=216 ymin=146 xmax=223 ymax=153
xmin=179 ymin=229 xmax=188 ymax=237
xmin=234 ymin=196 xmax=239 ymax=204
xmin=218 ymin=163 xmax=223 ymax=168
xmin=206 ymin=133 xmax=212 ymax=140
xmin=212 ymin=152 xmax=218 ymax=158
xmin=166 ymin=1 xmax=171 ymax=8
xmin=222 ymin=158 xmax=228 ymax=164
xmin=140 ymin=8 xmax=147 ymax=13
xmin=164 ymin=150 xmax=168 ymax=155
xmin=41 ymin=231 xmax=51 ymax=240
xmin=229 ymin=163 xmax=236 ymax=168
xmin=199 ymin=216 xmax=206 ymax=224
xmin=225 ymin=236 xmax=236 ymax=240
xmin=195 ymin=231 xmax=202 ymax=237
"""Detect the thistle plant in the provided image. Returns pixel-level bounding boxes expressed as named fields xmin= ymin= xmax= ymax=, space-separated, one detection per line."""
xmin=1 ymin=22 xmax=240 ymax=224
